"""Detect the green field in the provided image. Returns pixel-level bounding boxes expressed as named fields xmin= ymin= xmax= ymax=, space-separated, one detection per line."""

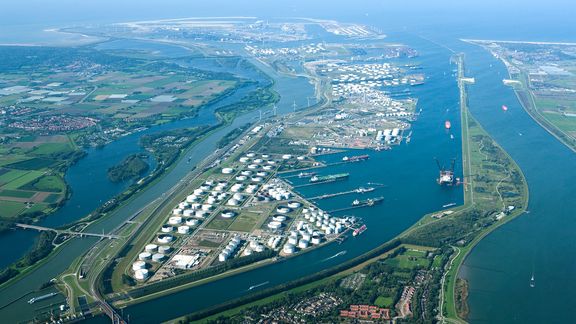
xmin=0 ymin=189 xmax=35 ymax=198
xmin=43 ymin=193 xmax=62 ymax=204
xmin=28 ymin=142 xmax=74 ymax=156
xmin=384 ymin=249 xmax=430 ymax=270
xmin=374 ymin=295 xmax=394 ymax=308
xmin=6 ymin=158 xmax=56 ymax=170
xmin=0 ymin=200 xmax=26 ymax=218
xmin=22 ymin=175 xmax=66 ymax=192
xmin=204 ymin=216 xmax=234 ymax=230
xmin=2 ymin=171 xmax=44 ymax=190
xmin=228 ymin=212 xmax=263 ymax=232
xmin=0 ymin=169 xmax=28 ymax=184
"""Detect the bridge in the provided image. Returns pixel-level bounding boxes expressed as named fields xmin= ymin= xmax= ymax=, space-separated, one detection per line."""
xmin=15 ymin=223 xmax=120 ymax=239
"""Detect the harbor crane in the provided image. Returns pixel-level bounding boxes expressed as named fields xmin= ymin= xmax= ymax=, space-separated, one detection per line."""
xmin=435 ymin=158 xmax=456 ymax=186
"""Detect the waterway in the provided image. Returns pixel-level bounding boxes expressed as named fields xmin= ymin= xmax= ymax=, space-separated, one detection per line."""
xmin=445 ymin=40 xmax=576 ymax=323
xmin=1 ymin=11 xmax=573 ymax=324
xmin=116 ymin=32 xmax=464 ymax=323
xmin=0 ymin=37 xmax=315 ymax=323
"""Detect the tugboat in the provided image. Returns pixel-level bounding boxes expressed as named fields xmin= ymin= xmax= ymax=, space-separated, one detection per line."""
xmin=298 ymin=171 xmax=316 ymax=178
xmin=342 ymin=154 xmax=369 ymax=162
xmin=355 ymin=187 xmax=375 ymax=194
xmin=351 ymin=197 xmax=384 ymax=207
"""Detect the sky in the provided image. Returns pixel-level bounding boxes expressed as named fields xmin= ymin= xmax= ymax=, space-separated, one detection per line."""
xmin=0 ymin=0 xmax=574 ymax=41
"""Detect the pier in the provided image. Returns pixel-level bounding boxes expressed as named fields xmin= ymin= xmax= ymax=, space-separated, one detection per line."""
xmin=15 ymin=223 xmax=120 ymax=239
xmin=308 ymin=186 xmax=381 ymax=200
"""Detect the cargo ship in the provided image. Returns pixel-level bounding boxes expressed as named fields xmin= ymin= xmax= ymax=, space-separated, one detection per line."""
xmin=352 ymin=196 xmax=384 ymax=207
xmin=28 ymin=292 xmax=58 ymax=304
xmin=342 ymin=154 xmax=369 ymax=162
xmin=310 ymin=173 xmax=349 ymax=183
xmin=353 ymin=224 xmax=367 ymax=236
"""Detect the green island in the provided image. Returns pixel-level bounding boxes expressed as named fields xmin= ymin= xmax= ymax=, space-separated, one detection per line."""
xmin=107 ymin=154 xmax=149 ymax=183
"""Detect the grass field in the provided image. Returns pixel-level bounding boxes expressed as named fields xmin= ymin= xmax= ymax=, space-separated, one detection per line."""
xmin=228 ymin=212 xmax=263 ymax=232
xmin=2 ymin=170 xmax=44 ymax=190
xmin=374 ymin=295 xmax=394 ymax=308
xmin=0 ymin=189 xmax=35 ymax=198
xmin=0 ymin=200 xmax=26 ymax=218
xmin=204 ymin=216 xmax=234 ymax=230
xmin=28 ymin=142 xmax=74 ymax=156
xmin=0 ymin=169 xmax=28 ymax=184
xmin=384 ymin=249 xmax=430 ymax=270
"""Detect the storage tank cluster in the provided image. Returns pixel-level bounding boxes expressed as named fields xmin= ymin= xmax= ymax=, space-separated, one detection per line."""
xmin=302 ymin=207 xmax=346 ymax=235
xmin=259 ymin=181 xmax=292 ymax=201
xmin=219 ymin=236 xmax=242 ymax=262
xmin=267 ymin=236 xmax=282 ymax=249
xmin=132 ymin=260 xmax=150 ymax=281
xmin=243 ymin=239 xmax=266 ymax=256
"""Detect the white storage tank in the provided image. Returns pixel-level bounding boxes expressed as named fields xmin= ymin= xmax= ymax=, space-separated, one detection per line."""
xmin=283 ymin=244 xmax=296 ymax=254
xmin=254 ymin=245 xmax=265 ymax=253
xmin=235 ymin=175 xmax=247 ymax=181
xmin=298 ymin=240 xmax=309 ymax=249
xmin=132 ymin=261 xmax=147 ymax=271
xmin=267 ymin=221 xmax=282 ymax=230
xmin=221 ymin=167 xmax=234 ymax=174
xmin=168 ymin=216 xmax=182 ymax=225
xmin=288 ymin=201 xmax=302 ymax=209
xmin=157 ymin=234 xmax=174 ymax=244
xmin=158 ymin=246 xmax=171 ymax=254
xmin=145 ymin=244 xmax=158 ymax=252
xmin=152 ymin=253 xmax=165 ymax=262
xmin=191 ymin=203 xmax=202 ymax=210
xmin=311 ymin=235 xmax=321 ymax=245
xmin=134 ymin=269 xmax=149 ymax=281
xmin=186 ymin=219 xmax=200 ymax=226
xmin=218 ymin=253 xmax=228 ymax=262
xmin=172 ymin=208 xmax=183 ymax=215
xmin=246 ymin=153 xmax=256 ymax=158
xmin=227 ymin=199 xmax=240 ymax=206
xmin=179 ymin=202 xmax=190 ymax=209
xmin=161 ymin=225 xmax=173 ymax=233
xmin=183 ymin=209 xmax=194 ymax=217
xmin=288 ymin=236 xmax=298 ymax=245
xmin=221 ymin=210 xmax=236 ymax=218
xmin=239 ymin=157 xmax=250 ymax=163
xmin=178 ymin=226 xmax=190 ymax=234
xmin=138 ymin=252 xmax=152 ymax=261
xmin=243 ymin=248 xmax=253 ymax=256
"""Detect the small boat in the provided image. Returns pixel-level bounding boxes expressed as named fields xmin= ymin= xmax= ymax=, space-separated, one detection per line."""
xmin=530 ymin=274 xmax=535 ymax=288
xmin=442 ymin=202 xmax=457 ymax=208
xmin=28 ymin=292 xmax=58 ymax=304
xmin=502 ymin=105 xmax=508 ymax=111
xmin=445 ymin=120 xmax=452 ymax=129
xmin=298 ymin=172 xmax=316 ymax=178
xmin=351 ymin=197 xmax=384 ymax=207
xmin=355 ymin=187 xmax=375 ymax=194
xmin=342 ymin=154 xmax=369 ymax=162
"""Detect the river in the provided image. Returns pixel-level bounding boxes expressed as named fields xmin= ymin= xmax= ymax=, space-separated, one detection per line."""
xmin=1 ymin=10 xmax=574 ymax=324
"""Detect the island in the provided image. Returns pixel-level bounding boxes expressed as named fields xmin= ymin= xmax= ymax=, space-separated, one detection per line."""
xmin=107 ymin=154 xmax=149 ymax=183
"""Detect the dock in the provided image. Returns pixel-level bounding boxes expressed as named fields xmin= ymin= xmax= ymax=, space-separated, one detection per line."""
xmin=308 ymin=186 xmax=380 ymax=200
xmin=293 ymin=178 xmax=347 ymax=188
xmin=15 ymin=223 xmax=120 ymax=239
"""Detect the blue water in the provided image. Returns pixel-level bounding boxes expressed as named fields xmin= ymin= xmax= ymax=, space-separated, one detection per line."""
xmin=0 ymin=1 xmax=575 ymax=322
